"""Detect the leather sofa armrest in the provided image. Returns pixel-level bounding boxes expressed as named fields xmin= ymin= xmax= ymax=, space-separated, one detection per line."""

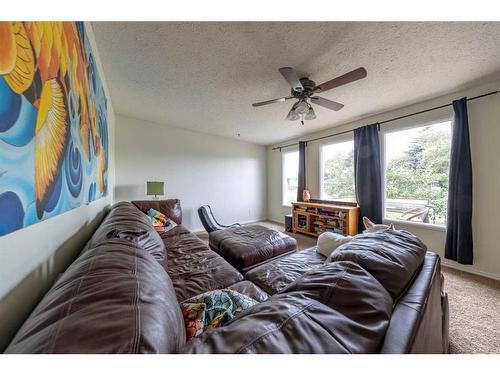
xmin=132 ymin=199 xmax=183 ymax=224
xmin=441 ymin=291 xmax=449 ymax=354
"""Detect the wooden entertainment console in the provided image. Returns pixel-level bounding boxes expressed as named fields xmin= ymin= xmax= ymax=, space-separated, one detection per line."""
xmin=292 ymin=201 xmax=360 ymax=237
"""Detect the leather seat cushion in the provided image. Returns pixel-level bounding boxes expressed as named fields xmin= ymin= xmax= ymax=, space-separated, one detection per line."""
xmin=208 ymin=225 xmax=297 ymax=271
xmin=245 ymin=247 xmax=326 ymax=295
xmin=227 ymin=281 xmax=269 ymax=302
xmin=327 ymin=229 xmax=427 ymax=299
xmin=162 ymin=225 xmax=243 ymax=302
xmin=181 ymin=261 xmax=393 ymax=354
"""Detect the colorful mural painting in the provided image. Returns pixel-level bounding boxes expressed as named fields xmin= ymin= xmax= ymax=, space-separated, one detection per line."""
xmin=0 ymin=22 xmax=108 ymax=236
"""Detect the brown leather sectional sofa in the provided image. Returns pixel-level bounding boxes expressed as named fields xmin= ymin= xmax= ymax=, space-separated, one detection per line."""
xmin=4 ymin=200 xmax=449 ymax=354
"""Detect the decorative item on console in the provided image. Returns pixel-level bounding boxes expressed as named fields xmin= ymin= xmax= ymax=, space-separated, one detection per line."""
xmin=302 ymin=189 xmax=311 ymax=202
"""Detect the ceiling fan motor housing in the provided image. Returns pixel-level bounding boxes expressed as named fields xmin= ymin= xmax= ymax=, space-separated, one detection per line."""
xmin=292 ymin=77 xmax=316 ymax=98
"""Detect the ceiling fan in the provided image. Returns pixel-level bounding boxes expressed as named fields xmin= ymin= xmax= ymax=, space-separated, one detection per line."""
xmin=252 ymin=67 xmax=367 ymax=125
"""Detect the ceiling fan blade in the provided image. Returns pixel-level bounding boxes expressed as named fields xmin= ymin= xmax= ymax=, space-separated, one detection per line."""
xmin=252 ymin=96 xmax=294 ymax=107
xmin=311 ymin=96 xmax=344 ymax=111
xmin=279 ymin=67 xmax=304 ymax=92
xmin=314 ymin=67 xmax=367 ymax=93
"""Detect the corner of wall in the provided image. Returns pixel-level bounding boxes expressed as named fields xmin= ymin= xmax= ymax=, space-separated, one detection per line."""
xmin=85 ymin=22 xmax=117 ymax=204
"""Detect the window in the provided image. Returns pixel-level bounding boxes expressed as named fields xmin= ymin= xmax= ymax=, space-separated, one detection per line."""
xmin=282 ymin=151 xmax=299 ymax=206
xmin=320 ymin=139 xmax=355 ymax=202
xmin=384 ymin=120 xmax=451 ymax=226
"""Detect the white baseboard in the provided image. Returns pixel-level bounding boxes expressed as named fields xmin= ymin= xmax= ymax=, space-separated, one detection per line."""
xmin=441 ymin=260 xmax=500 ymax=281
xmin=267 ymin=219 xmax=284 ymax=225
xmin=240 ymin=218 xmax=268 ymax=225
xmin=191 ymin=218 xmax=268 ymax=235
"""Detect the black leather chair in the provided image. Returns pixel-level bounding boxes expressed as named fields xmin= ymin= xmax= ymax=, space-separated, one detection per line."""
xmin=197 ymin=205 xmax=240 ymax=233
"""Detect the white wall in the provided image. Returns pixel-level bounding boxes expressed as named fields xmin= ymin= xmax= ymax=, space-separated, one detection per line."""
xmin=115 ymin=115 xmax=267 ymax=231
xmin=0 ymin=23 xmax=116 ymax=351
xmin=268 ymin=80 xmax=500 ymax=280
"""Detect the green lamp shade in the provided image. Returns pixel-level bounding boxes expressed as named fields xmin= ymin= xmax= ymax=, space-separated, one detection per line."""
xmin=146 ymin=181 xmax=164 ymax=196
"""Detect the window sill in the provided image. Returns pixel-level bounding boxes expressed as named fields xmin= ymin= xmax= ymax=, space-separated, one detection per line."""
xmin=383 ymin=218 xmax=447 ymax=232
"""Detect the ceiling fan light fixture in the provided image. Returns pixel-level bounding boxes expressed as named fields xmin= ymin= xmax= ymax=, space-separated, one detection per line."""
xmin=294 ymin=100 xmax=309 ymax=115
xmin=304 ymin=106 xmax=316 ymax=120
xmin=286 ymin=108 xmax=300 ymax=121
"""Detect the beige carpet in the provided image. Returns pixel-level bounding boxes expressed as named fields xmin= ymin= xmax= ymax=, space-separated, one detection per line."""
xmin=442 ymin=267 xmax=500 ymax=353
xmin=196 ymin=220 xmax=500 ymax=354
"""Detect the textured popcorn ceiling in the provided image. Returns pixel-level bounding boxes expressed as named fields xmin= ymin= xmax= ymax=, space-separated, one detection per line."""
xmin=92 ymin=22 xmax=500 ymax=145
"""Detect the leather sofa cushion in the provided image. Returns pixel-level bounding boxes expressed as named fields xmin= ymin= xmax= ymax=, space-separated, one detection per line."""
xmin=161 ymin=225 xmax=208 ymax=255
xmin=181 ymin=261 xmax=393 ymax=354
xmin=227 ymin=281 xmax=269 ymax=302
xmin=132 ymin=199 xmax=182 ymax=225
xmin=161 ymin=225 xmax=243 ymax=302
xmin=245 ymin=247 xmax=326 ymax=295
xmin=327 ymin=229 xmax=427 ymax=299
xmin=5 ymin=238 xmax=185 ymax=354
xmin=209 ymin=225 xmax=297 ymax=271
xmin=87 ymin=201 xmax=166 ymax=264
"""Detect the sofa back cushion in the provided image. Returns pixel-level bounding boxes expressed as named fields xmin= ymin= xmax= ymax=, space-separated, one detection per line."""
xmin=5 ymin=238 xmax=186 ymax=353
xmin=132 ymin=199 xmax=182 ymax=225
xmin=181 ymin=261 xmax=393 ymax=354
xmin=87 ymin=201 xmax=166 ymax=264
xmin=327 ymin=230 xmax=427 ymax=299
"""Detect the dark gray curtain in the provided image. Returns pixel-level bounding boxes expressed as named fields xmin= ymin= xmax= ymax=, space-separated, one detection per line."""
xmin=445 ymin=98 xmax=473 ymax=264
xmin=297 ymin=141 xmax=307 ymax=201
xmin=354 ymin=123 xmax=382 ymax=231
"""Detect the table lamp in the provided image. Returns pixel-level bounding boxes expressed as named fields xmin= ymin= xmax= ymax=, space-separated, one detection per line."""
xmin=146 ymin=181 xmax=164 ymax=200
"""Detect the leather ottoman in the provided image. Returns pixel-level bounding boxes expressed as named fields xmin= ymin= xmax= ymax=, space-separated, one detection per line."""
xmin=208 ymin=225 xmax=297 ymax=273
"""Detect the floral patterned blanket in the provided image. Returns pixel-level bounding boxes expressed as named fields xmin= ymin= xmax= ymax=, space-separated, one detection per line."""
xmin=180 ymin=289 xmax=258 ymax=340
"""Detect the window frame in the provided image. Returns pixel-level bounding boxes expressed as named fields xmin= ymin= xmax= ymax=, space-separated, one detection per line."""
xmin=319 ymin=134 xmax=355 ymax=202
xmin=380 ymin=115 xmax=452 ymax=231
xmin=281 ymin=148 xmax=299 ymax=207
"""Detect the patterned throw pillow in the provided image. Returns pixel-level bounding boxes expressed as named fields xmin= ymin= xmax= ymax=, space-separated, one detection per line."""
xmin=180 ymin=289 xmax=258 ymax=340
xmin=146 ymin=208 xmax=168 ymax=227
xmin=165 ymin=219 xmax=178 ymax=231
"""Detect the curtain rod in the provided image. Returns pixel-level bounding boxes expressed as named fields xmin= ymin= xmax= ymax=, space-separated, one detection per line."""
xmin=272 ymin=90 xmax=499 ymax=151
